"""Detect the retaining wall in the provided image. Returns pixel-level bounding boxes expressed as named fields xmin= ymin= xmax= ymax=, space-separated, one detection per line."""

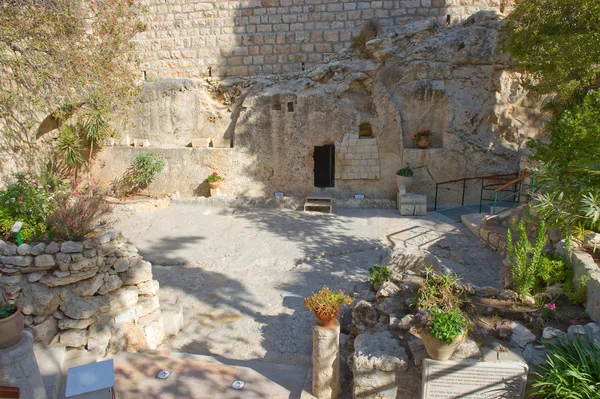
xmin=135 ymin=0 xmax=513 ymax=78
xmin=0 ymin=232 xmax=164 ymax=356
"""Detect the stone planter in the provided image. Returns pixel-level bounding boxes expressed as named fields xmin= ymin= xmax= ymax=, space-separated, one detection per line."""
xmin=419 ymin=330 xmax=465 ymax=361
xmin=0 ymin=309 xmax=23 ymax=349
xmin=395 ymin=175 xmax=414 ymax=191
xmin=416 ymin=136 xmax=431 ymax=149
xmin=208 ymin=179 xmax=223 ymax=190
xmin=315 ymin=308 xmax=339 ymax=328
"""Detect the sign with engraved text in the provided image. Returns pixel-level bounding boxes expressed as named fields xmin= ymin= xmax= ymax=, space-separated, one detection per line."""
xmin=422 ymin=359 xmax=528 ymax=399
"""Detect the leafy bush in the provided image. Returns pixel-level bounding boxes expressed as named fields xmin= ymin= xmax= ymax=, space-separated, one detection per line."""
xmin=49 ymin=183 xmax=112 ymax=240
xmin=413 ymin=306 xmax=470 ymax=344
xmin=528 ymin=90 xmax=600 ymax=243
xmin=396 ymin=167 xmax=414 ymax=177
xmin=563 ymin=274 xmax=590 ymax=307
xmin=368 ymin=264 xmax=391 ymax=287
xmin=130 ymin=152 xmax=165 ymax=190
xmin=533 ymin=336 xmax=600 ymax=398
xmin=416 ymin=268 xmax=464 ymax=311
xmin=304 ymin=286 xmax=353 ymax=317
xmin=507 ymin=220 xmax=555 ymax=297
xmin=0 ymin=174 xmax=55 ymax=240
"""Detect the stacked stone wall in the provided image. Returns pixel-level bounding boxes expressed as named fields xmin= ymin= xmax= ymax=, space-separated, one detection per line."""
xmin=135 ymin=0 xmax=512 ymax=78
xmin=0 ymin=232 xmax=164 ymax=356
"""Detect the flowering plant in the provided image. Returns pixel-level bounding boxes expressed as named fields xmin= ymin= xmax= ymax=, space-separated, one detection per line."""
xmin=304 ymin=286 xmax=352 ymax=317
xmin=540 ymin=303 xmax=558 ymax=321
xmin=410 ymin=129 xmax=432 ymax=143
xmin=413 ymin=306 xmax=470 ymax=344
xmin=49 ymin=181 xmax=112 ymax=240
xmin=0 ymin=173 xmax=56 ymax=240
xmin=207 ymin=172 xmax=223 ymax=182
xmin=0 ymin=292 xmax=17 ymax=320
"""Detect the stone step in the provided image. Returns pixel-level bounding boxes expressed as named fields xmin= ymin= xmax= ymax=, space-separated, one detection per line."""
xmin=461 ymin=213 xmax=487 ymax=237
xmin=33 ymin=344 xmax=67 ymax=399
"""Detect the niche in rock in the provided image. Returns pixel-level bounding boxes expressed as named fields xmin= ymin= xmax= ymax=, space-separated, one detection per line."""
xmin=397 ymin=87 xmax=448 ymax=149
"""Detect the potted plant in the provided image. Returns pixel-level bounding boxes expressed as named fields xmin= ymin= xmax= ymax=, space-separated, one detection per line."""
xmin=207 ymin=172 xmax=224 ymax=189
xmin=396 ymin=166 xmax=414 ymax=191
xmin=412 ymin=306 xmax=469 ymax=361
xmin=411 ymin=129 xmax=432 ymax=149
xmin=0 ymin=293 xmax=23 ymax=349
xmin=304 ymin=286 xmax=353 ymax=328
xmin=369 ymin=264 xmax=391 ymax=291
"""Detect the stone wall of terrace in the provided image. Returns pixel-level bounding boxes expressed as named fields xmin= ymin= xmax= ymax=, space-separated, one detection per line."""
xmin=135 ymin=0 xmax=513 ymax=78
xmin=0 ymin=231 xmax=165 ymax=356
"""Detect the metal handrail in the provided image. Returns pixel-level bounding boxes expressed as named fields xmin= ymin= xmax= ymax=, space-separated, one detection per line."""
xmin=434 ymin=173 xmax=518 ymax=211
xmin=494 ymin=172 xmax=533 ymax=193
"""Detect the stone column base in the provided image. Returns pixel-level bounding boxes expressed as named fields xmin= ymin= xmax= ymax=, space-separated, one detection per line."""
xmin=312 ymin=320 xmax=340 ymax=399
xmin=0 ymin=331 xmax=47 ymax=399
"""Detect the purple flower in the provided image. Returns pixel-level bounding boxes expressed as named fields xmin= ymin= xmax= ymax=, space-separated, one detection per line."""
xmin=548 ymin=303 xmax=556 ymax=310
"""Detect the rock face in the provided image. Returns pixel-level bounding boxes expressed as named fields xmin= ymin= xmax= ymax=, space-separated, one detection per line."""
xmin=352 ymin=331 xmax=409 ymax=399
xmin=0 ymin=233 xmax=165 ymax=354
xmin=90 ymin=12 xmax=543 ymax=206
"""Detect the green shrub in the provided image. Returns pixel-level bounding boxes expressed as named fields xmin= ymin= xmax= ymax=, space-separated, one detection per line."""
xmin=416 ymin=268 xmax=464 ymax=311
xmin=507 ymin=220 xmax=552 ymax=297
xmin=533 ymin=336 xmax=600 ymax=398
xmin=0 ymin=174 xmax=55 ymax=240
xmin=130 ymin=152 xmax=165 ymax=189
xmin=368 ymin=264 xmax=391 ymax=287
xmin=563 ymin=273 xmax=590 ymax=307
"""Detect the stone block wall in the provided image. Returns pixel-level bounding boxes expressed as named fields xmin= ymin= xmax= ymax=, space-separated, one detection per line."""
xmin=0 ymin=232 xmax=165 ymax=356
xmin=336 ymin=134 xmax=381 ymax=180
xmin=135 ymin=0 xmax=512 ymax=78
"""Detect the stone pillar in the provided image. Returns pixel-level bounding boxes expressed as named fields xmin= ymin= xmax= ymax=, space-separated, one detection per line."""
xmin=0 ymin=331 xmax=47 ymax=399
xmin=312 ymin=321 xmax=341 ymax=399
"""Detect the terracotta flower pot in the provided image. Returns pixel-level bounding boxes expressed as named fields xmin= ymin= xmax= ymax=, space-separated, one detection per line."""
xmin=315 ymin=307 xmax=339 ymax=328
xmin=0 ymin=309 xmax=23 ymax=349
xmin=395 ymin=175 xmax=414 ymax=191
xmin=208 ymin=179 xmax=223 ymax=189
xmin=416 ymin=136 xmax=431 ymax=149
xmin=419 ymin=330 xmax=465 ymax=361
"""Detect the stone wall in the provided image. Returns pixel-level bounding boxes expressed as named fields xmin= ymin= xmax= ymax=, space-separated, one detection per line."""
xmin=95 ymin=13 xmax=541 ymax=206
xmin=135 ymin=0 xmax=513 ymax=78
xmin=0 ymin=232 xmax=165 ymax=356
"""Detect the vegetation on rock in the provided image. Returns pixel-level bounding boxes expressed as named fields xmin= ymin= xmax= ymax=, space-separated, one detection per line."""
xmin=368 ymin=264 xmax=391 ymax=287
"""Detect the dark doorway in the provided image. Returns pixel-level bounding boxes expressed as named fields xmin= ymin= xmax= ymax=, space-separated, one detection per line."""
xmin=313 ymin=145 xmax=335 ymax=188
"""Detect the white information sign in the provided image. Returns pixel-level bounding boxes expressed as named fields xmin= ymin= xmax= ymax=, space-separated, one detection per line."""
xmin=422 ymin=359 xmax=528 ymax=399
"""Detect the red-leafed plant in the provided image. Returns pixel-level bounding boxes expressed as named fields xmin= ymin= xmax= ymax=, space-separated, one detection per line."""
xmin=49 ymin=182 xmax=112 ymax=240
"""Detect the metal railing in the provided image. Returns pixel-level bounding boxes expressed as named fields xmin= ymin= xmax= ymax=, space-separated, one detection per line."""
xmin=434 ymin=171 xmax=535 ymax=213
xmin=434 ymin=173 xmax=518 ymax=211
xmin=485 ymin=171 xmax=535 ymax=214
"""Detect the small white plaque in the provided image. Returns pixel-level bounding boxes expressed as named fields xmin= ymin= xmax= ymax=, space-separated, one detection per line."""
xmin=274 ymin=192 xmax=285 ymax=198
xmin=422 ymin=359 xmax=528 ymax=399
xmin=11 ymin=221 xmax=23 ymax=233
xmin=354 ymin=194 xmax=365 ymax=199
xmin=114 ymin=308 xmax=136 ymax=324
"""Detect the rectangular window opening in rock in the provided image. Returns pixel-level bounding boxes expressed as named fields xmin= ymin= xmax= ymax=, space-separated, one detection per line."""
xmin=287 ymin=102 xmax=294 ymax=112
xmin=272 ymin=94 xmax=282 ymax=111
xmin=314 ymin=145 xmax=335 ymax=188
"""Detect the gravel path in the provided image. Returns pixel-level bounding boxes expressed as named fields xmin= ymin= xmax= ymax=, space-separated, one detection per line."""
xmin=115 ymin=204 xmax=504 ymax=366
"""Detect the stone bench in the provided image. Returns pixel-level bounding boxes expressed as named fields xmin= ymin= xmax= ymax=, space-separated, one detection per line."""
xmin=397 ymin=187 xmax=427 ymax=216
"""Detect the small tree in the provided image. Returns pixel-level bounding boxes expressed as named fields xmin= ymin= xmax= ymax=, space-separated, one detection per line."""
xmin=504 ymin=0 xmax=600 ymax=98
xmin=0 ymin=0 xmax=145 ymax=139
